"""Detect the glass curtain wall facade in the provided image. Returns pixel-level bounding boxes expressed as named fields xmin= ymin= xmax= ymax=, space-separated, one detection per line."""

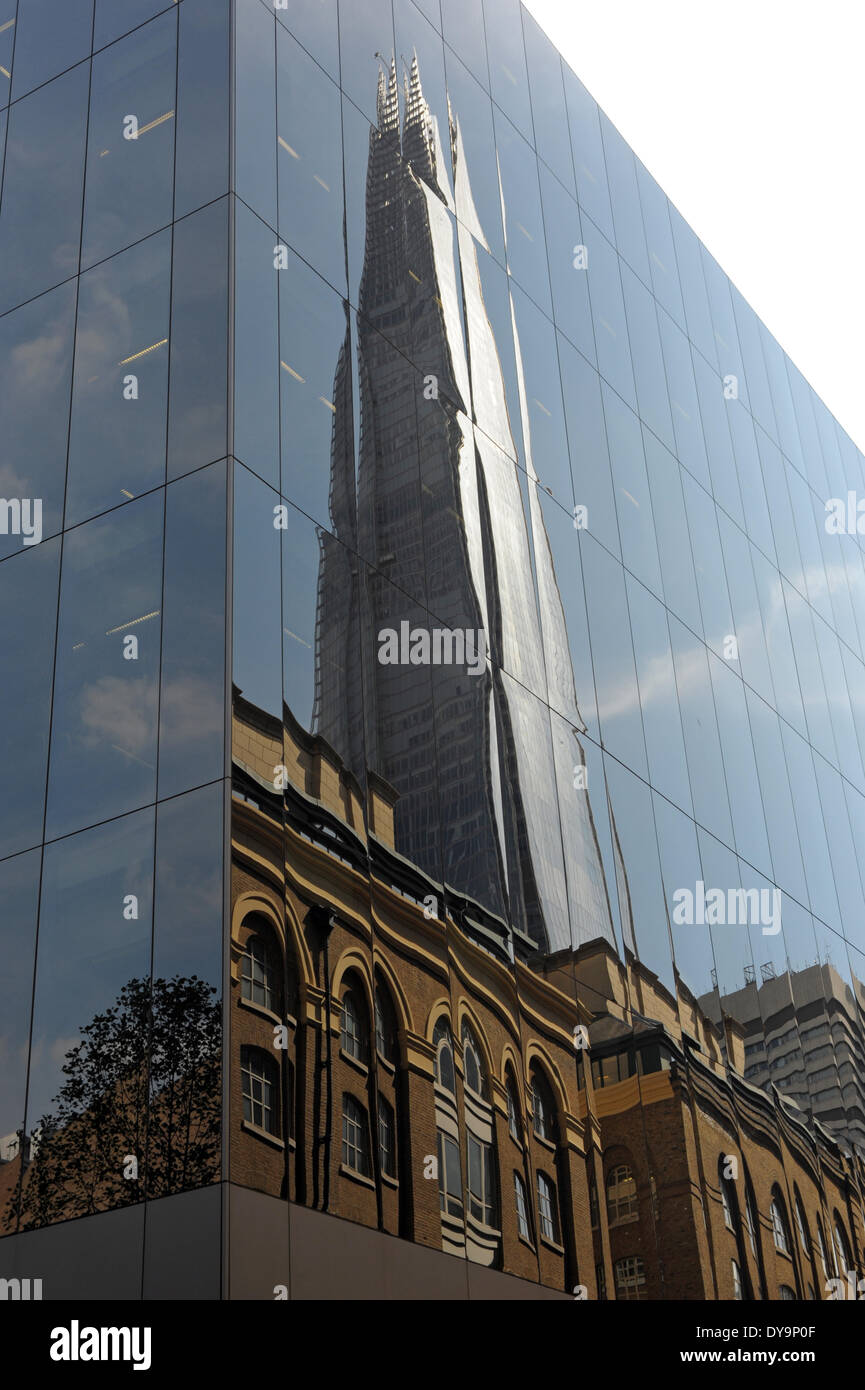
xmin=0 ymin=0 xmax=230 ymax=1297
xmin=2 ymin=0 xmax=865 ymax=1300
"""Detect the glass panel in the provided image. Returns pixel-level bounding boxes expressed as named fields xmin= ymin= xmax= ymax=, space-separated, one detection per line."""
xmin=337 ymin=0 xmax=394 ymax=128
xmin=585 ymin=221 xmax=635 ymax=410
xmin=167 ymin=198 xmax=229 ymax=479
xmin=235 ymin=0 xmax=277 ymax=228
xmin=692 ymin=351 xmax=744 ymax=526
xmin=66 ymin=230 xmax=171 ymax=527
xmin=558 ymin=337 xmax=617 ymax=558
xmin=277 ymin=21 xmax=345 ymax=295
xmin=0 ymin=848 xmax=41 ymax=1237
xmin=707 ymin=650 xmax=772 ymax=878
xmin=233 ymin=462 xmax=282 ymax=720
xmin=0 ymin=541 xmax=60 ymax=859
xmin=22 ymin=808 xmax=154 ymax=1228
xmin=82 ymin=11 xmax=177 ymax=269
xmin=635 ymin=162 xmax=684 ymax=328
xmin=730 ymin=287 xmax=775 ymax=440
xmin=522 ymin=8 xmax=573 ymax=193
xmin=668 ymin=615 xmax=734 ymax=848
xmin=510 ymin=284 xmax=572 ymax=507
xmin=150 ymin=783 xmax=223 ymax=1196
xmin=0 ymin=280 xmax=76 ymax=560
xmin=174 ymin=0 xmax=231 ymax=219
xmin=539 ymin=166 xmax=595 ymax=367
xmin=275 ymin=0 xmax=339 ymax=84
xmin=600 ymin=112 xmax=649 ymax=285
xmin=603 ymin=754 xmax=675 ymax=996
xmin=441 ymin=0 xmax=487 ymax=91
xmin=494 ymin=108 xmax=551 ymax=316
xmin=46 ymin=492 xmax=164 ymax=840
xmin=680 ymin=472 xmax=734 ymax=659
xmin=482 ymin=0 xmax=531 ymax=140
xmin=643 ymin=432 xmax=702 ymax=637
xmin=746 ymin=688 xmax=808 ymax=908
xmin=278 ymin=242 xmax=352 ymax=526
xmin=700 ymin=249 xmax=748 ymax=411
xmin=95 ymin=0 xmax=172 ymax=50
xmin=0 ymin=11 xmax=15 ymax=109
xmin=158 ymin=461 xmax=227 ymax=800
xmin=562 ymin=66 xmax=613 ymax=241
xmin=581 ymin=534 xmax=648 ymax=779
xmin=11 ymin=0 xmax=93 ymax=103
xmin=235 ymin=202 xmax=280 ymax=487
xmin=0 ymin=63 xmax=90 ymax=315
xmin=668 ymin=204 xmax=716 ymax=370
xmin=656 ymin=307 xmax=710 ymax=492
xmin=604 ymin=392 xmax=662 ymax=597
xmin=444 ymin=48 xmax=504 ymax=264
xmin=620 ymin=263 xmax=674 ymax=453
xmin=626 ymin=573 xmax=692 ymax=813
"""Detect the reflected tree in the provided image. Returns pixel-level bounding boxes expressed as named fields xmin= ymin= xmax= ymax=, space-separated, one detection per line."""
xmin=7 ymin=975 xmax=220 ymax=1231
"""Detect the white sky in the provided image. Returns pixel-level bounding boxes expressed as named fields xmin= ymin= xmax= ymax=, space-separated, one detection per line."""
xmin=522 ymin=0 xmax=865 ymax=456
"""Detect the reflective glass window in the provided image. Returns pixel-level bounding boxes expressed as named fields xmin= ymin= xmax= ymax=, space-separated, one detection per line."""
xmin=700 ymin=249 xmax=748 ymax=410
xmin=730 ymin=286 xmax=775 ymax=440
xmin=668 ymin=615 xmax=734 ymax=849
xmin=66 ymin=230 xmax=171 ymax=527
xmin=656 ymin=306 xmax=710 ymax=491
xmin=746 ymin=688 xmax=808 ymax=907
xmin=707 ymin=650 xmax=772 ymax=877
xmin=692 ymin=351 xmax=744 ymax=526
xmin=584 ymin=221 xmax=636 ymax=410
xmin=441 ymin=0 xmax=487 ymax=91
xmin=558 ymin=337 xmax=618 ymax=559
xmin=539 ymin=166 xmax=595 ymax=367
xmin=46 ymin=492 xmax=164 ymax=840
xmin=235 ymin=202 xmax=280 ymax=487
xmin=444 ymin=49 xmax=504 ymax=264
xmin=620 ymin=263 xmax=674 ymax=453
xmin=482 ymin=0 xmax=531 ymax=140
xmin=235 ymin=0 xmax=277 ymax=228
xmin=337 ymin=0 xmax=394 ymax=128
xmin=275 ymin=0 xmax=339 ymax=83
xmin=582 ymin=535 xmax=648 ymax=779
xmin=0 ymin=848 xmax=40 ymax=1235
xmin=0 ymin=63 xmax=89 ymax=315
xmin=494 ymin=108 xmax=551 ymax=315
xmin=95 ymin=0 xmax=173 ymax=50
xmin=668 ymin=204 xmax=716 ymax=370
xmin=11 ymin=0 xmax=92 ymax=103
xmin=82 ymin=12 xmax=177 ymax=269
xmin=600 ymin=113 xmax=649 ymax=285
xmin=277 ymin=23 xmax=345 ymax=295
xmin=635 ymin=162 xmax=684 ymax=328
xmin=174 ymin=0 xmax=231 ymax=220
xmin=167 ymin=198 xmax=229 ymax=479
xmin=0 ymin=540 xmax=60 ymax=859
xmin=680 ymin=472 xmax=734 ymax=659
xmin=643 ymin=432 xmax=703 ymax=637
xmin=603 ymin=755 xmax=674 ymax=994
xmin=23 ymin=809 xmax=154 ymax=1227
xmin=158 ymin=462 xmax=227 ymax=800
xmin=626 ymin=574 xmax=692 ymax=812
xmin=604 ymin=392 xmax=661 ymax=597
xmin=522 ymin=9 xmax=573 ymax=193
xmin=278 ymin=245 xmax=352 ymax=527
xmin=0 ymin=279 xmax=76 ymax=559
xmin=562 ymin=66 xmax=613 ymax=241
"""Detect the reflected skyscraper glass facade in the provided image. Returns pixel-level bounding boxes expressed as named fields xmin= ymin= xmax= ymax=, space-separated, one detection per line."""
xmin=2 ymin=0 xmax=865 ymax=1302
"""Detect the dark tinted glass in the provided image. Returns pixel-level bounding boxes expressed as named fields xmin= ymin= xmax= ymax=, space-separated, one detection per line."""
xmin=0 ymin=541 xmax=60 ymax=858
xmin=11 ymin=0 xmax=92 ymax=102
xmin=0 ymin=63 xmax=89 ymax=314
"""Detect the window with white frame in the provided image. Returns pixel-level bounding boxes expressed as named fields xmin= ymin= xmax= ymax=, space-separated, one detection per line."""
xmin=467 ymin=1133 xmax=496 ymax=1226
xmin=241 ymin=1046 xmax=278 ymax=1135
xmin=537 ymin=1170 xmax=559 ymax=1244
xmin=437 ymin=1130 xmax=463 ymax=1217
xmin=342 ymin=1093 xmax=370 ymax=1176
xmin=241 ymin=933 xmax=277 ymax=1013
xmin=340 ymin=982 xmax=368 ymax=1063
xmin=433 ymin=1018 xmax=455 ymax=1093
xmin=378 ymin=1094 xmax=396 ymax=1178
xmin=514 ymin=1171 xmax=531 ymax=1240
